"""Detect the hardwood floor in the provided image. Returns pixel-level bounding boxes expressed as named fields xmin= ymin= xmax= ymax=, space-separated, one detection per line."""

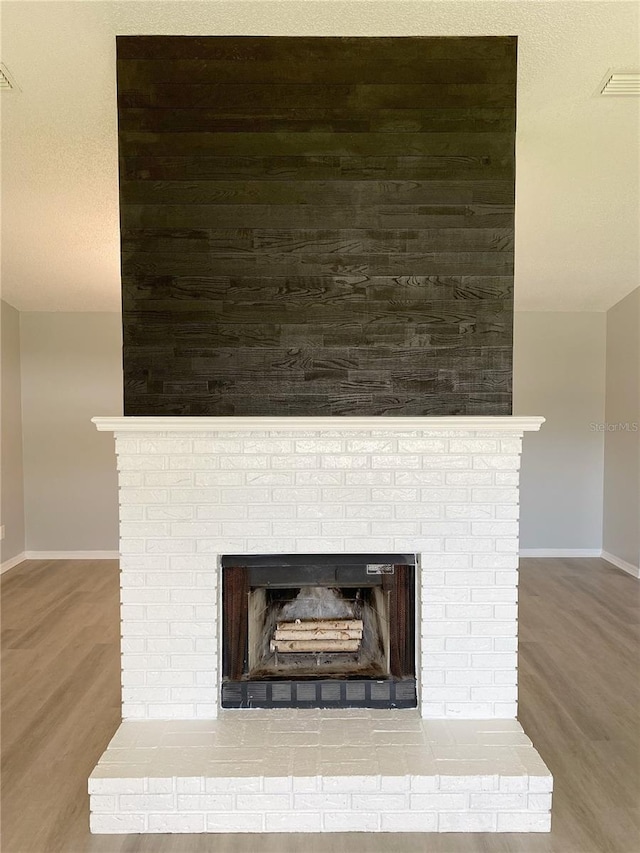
xmin=2 ymin=557 xmax=638 ymax=852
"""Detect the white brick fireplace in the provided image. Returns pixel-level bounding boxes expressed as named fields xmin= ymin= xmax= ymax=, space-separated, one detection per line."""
xmin=89 ymin=416 xmax=552 ymax=834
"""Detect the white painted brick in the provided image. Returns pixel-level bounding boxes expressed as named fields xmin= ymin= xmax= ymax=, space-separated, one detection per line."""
xmin=471 ymin=653 xmax=517 ymax=668
xmin=322 ymin=487 xmax=369 ymax=502
xmin=206 ymin=813 xmax=264 ymax=832
xmin=529 ymin=775 xmax=554 ymax=792
xmin=170 ymin=456 xmax=221 ymax=470
xmin=372 ymin=454 xmax=421 ymax=469
xmin=497 ymin=813 xmax=551 ymax=832
xmin=220 ymin=454 xmax=270 ymax=469
xmin=345 ymin=537 xmax=394 ymax=550
xmin=422 ymin=455 xmax=471 ymax=469
xmin=176 ymin=794 xmax=234 ymax=811
xmin=90 ymin=814 xmax=146 ymax=833
xmin=120 ymin=507 xmax=145 ymax=521
xmin=449 ymin=439 xmax=498 ymax=453
xmin=347 ymin=438 xmax=394 ymax=452
xmin=345 ymin=471 xmax=392 ymax=484
xmin=472 ymin=588 xmax=517 ymax=602
xmin=248 ymin=504 xmax=293 ymax=519
xmin=440 ymin=775 xmax=498 ymax=792
xmin=170 ymin=489 xmax=220 ymax=504
xmin=90 ymin=777 xmax=145 ymax=795
xmin=193 ymin=472 xmax=242 ymax=486
xmin=496 ymin=538 xmax=519 ymax=552
xmin=245 ymin=472 xmax=293 ymax=485
xmin=394 ymin=504 xmax=441 ymax=518
xmin=439 ymin=812 xmax=497 ymax=832
xmin=143 ymin=472 xmax=194 ymax=487
xmin=381 ymin=812 xmax=438 ymax=832
xmin=471 ymin=522 xmax=518 ymax=537
xmin=272 ymin=455 xmax=318 ymax=469
xmin=445 ymin=472 xmax=493 ymax=485
xmin=444 ymin=571 xmax=495 ymax=588
xmin=272 ymin=521 xmax=320 ymax=536
xmin=472 ymin=621 xmax=517 ymax=637
xmin=446 ymin=604 xmax=493 ymax=619
xmin=295 ymin=471 xmax=343 ymax=485
xmin=221 ymin=487 xmax=270 ymax=503
xmin=265 ymin=812 xmax=322 ymax=832
xmin=147 ymin=703 xmax=196 ymax=719
xmin=422 ymin=488 xmax=469 ymax=502
xmin=321 ymin=521 xmax=369 ymax=536
xmin=205 ymin=777 xmax=263 ymax=793
xmin=421 ymin=553 xmax=469 ymax=568
xmin=321 ymin=776 xmax=379 ymax=792
xmin=323 ymin=812 xmax=379 ymax=831
xmin=398 ymin=439 xmax=447 ymax=453
xmin=244 ymin=439 xmax=293 ymax=454
xmin=528 ymin=793 xmax=553 ymax=810
xmin=496 ymin=472 xmax=519 ymax=485
xmin=473 ymin=555 xmax=519 ymax=569
xmin=408 ymin=775 xmax=439 ymax=792
xmin=471 ymin=792 xmax=527 ymax=810
xmin=410 ymin=793 xmax=468 ymax=810
xmin=294 ymin=793 xmax=350 ymax=810
xmin=90 ymin=795 xmax=117 ymax=813
xmin=236 ymin=794 xmax=291 ymax=811
xmin=119 ymin=794 xmax=175 ymax=812
xmin=472 ymin=488 xmax=518 ymax=503
xmin=321 ymin=455 xmax=370 ymax=469
xmin=295 ymin=440 xmax=342 ymax=453
xmin=295 ymin=538 xmax=345 ymax=552
xmin=444 ymin=702 xmax=493 ymax=717
xmin=395 ymin=471 xmax=444 ymax=485
xmin=148 ymin=506 xmax=195 ymax=520
xmin=445 ymin=638 xmax=493 ymax=652
xmin=371 ymin=487 xmax=418 ymax=502
xmin=421 ymin=522 xmax=470 ymax=536
xmin=352 ymin=794 xmax=409 ymax=810
xmin=193 ymin=440 xmax=241 ymax=453
xmin=298 ymin=504 xmax=345 ymax=518
xmin=140 ymin=439 xmax=193 ymax=455
xmin=495 ymin=505 xmax=520 ymax=519
xmin=148 ymin=814 xmax=205 ymax=832
xmin=118 ymin=455 xmax=166 ymax=471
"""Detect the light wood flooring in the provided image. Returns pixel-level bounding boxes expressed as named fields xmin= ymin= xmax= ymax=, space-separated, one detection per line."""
xmin=2 ymin=557 xmax=639 ymax=853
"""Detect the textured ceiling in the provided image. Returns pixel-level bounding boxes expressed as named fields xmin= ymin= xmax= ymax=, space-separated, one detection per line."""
xmin=1 ymin=1 xmax=638 ymax=312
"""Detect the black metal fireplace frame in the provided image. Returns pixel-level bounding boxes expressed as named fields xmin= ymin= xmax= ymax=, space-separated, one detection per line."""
xmin=221 ymin=553 xmax=417 ymax=709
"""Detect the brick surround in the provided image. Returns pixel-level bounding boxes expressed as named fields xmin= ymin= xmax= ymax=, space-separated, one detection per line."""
xmin=90 ymin=415 xmax=551 ymax=833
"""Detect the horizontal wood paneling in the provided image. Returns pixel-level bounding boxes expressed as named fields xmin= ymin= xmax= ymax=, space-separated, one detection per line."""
xmin=118 ymin=36 xmax=516 ymax=416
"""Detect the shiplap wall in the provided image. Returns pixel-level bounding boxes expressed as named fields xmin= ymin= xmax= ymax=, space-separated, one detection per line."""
xmin=117 ymin=36 xmax=516 ymax=415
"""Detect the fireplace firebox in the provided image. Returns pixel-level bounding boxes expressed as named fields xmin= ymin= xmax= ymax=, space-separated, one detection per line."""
xmin=221 ymin=554 xmax=416 ymax=709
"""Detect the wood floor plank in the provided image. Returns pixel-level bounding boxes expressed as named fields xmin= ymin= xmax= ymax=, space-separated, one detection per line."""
xmin=1 ymin=556 xmax=638 ymax=852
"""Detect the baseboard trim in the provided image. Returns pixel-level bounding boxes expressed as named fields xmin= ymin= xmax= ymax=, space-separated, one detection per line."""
xmin=519 ymin=549 xmax=602 ymax=558
xmin=23 ymin=550 xmax=119 ymax=560
xmin=1 ymin=552 xmax=27 ymax=575
xmin=601 ymin=551 xmax=640 ymax=579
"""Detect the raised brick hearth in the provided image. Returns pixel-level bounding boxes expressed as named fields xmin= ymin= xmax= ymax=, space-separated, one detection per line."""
xmin=90 ymin=415 xmax=552 ymax=834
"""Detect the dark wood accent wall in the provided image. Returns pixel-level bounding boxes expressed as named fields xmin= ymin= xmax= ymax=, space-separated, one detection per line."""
xmin=117 ymin=36 xmax=516 ymax=415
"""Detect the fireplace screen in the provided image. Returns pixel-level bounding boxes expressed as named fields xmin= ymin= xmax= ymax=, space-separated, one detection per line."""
xmin=221 ymin=554 xmax=416 ymax=709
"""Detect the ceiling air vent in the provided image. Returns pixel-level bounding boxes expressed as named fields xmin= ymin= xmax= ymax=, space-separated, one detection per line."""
xmin=0 ymin=63 xmax=19 ymax=91
xmin=599 ymin=70 xmax=640 ymax=96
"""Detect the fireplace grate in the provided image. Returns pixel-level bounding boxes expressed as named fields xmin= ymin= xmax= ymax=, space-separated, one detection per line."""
xmin=221 ymin=678 xmax=417 ymax=709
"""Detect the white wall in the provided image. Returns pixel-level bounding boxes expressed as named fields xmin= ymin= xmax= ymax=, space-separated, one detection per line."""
xmin=603 ymin=288 xmax=640 ymax=573
xmin=1 ymin=300 xmax=26 ymax=566
xmin=20 ymin=312 xmax=122 ymax=552
xmin=514 ymin=311 xmax=606 ymax=552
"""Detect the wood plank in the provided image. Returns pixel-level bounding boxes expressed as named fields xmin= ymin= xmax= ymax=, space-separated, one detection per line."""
xmin=116 ymin=35 xmax=517 ymax=64
xmin=123 ymin=155 xmax=512 ymax=182
xmin=273 ymin=629 xmax=364 ymax=640
xmin=119 ymin=130 xmax=515 ymax=157
xmin=276 ymin=619 xmax=363 ymax=631
xmin=270 ymin=639 xmax=361 ymax=653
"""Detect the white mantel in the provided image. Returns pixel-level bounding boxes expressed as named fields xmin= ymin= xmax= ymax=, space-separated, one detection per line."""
xmin=89 ymin=414 xmax=552 ymax=835
xmin=93 ymin=416 xmax=545 ymax=432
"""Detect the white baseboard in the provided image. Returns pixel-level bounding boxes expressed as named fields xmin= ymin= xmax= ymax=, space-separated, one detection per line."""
xmin=23 ymin=550 xmax=119 ymax=560
xmin=601 ymin=551 xmax=640 ymax=579
xmin=519 ymin=549 xmax=602 ymax=558
xmin=1 ymin=551 xmax=26 ymax=575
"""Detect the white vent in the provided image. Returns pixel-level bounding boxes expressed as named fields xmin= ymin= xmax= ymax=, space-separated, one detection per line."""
xmin=0 ymin=63 xmax=19 ymax=91
xmin=599 ymin=70 xmax=640 ymax=96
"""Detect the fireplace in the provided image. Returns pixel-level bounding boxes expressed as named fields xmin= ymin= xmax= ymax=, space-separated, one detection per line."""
xmin=221 ymin=553 xmax=416 ymax=708
xmin=88 ymin=416 xmax=552 ymax=835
